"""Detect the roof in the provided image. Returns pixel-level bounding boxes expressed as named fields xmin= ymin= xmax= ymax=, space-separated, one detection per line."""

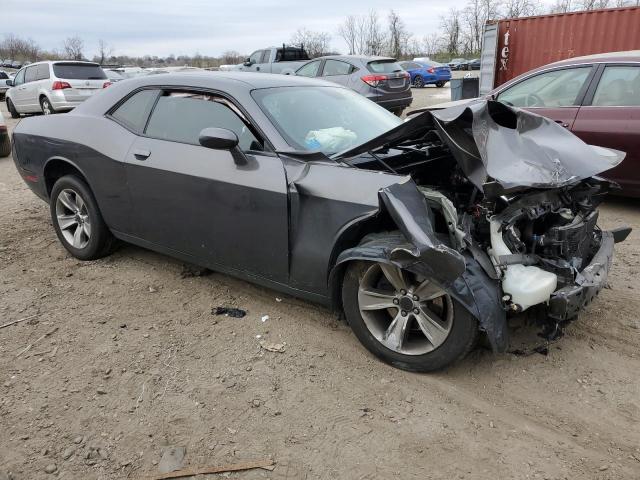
xmin=549 ymin=50 xmax=640 ymax=65
xmin=312 ymin=54 xmax=397 ymax=62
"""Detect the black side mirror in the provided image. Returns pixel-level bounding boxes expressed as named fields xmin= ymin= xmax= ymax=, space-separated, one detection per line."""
xmin=199 ymin=128 xmax=239 ymax=150
xmin=6 ymin=80 xmax=13 ymax=87
xmin=244 ymin=58 xmax=252 ymax=66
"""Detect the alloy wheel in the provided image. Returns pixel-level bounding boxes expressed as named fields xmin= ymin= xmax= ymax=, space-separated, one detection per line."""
xmin=41 ymin=99 xmax=52 ymax=115
xmin=357 ymin=263 xmax=453 ymax=355
xmin=55 ymin=188 xmax=92 ymax=249
xmin=413 ymin=76 xmax=424 ymax=88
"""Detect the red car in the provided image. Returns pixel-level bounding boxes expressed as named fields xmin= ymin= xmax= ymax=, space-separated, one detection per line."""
xmin=424 ymin=51 xmax=640 ymax=196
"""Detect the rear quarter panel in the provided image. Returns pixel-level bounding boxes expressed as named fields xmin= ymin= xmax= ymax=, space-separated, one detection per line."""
xmin=12 ymin=113 xmax=137 ymax=232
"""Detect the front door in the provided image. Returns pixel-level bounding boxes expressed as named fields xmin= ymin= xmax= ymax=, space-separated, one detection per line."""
xmin=572 ymin=64 xmax=640 ymax=196
xmin=124 ymin=89 xmax=290 ymax=282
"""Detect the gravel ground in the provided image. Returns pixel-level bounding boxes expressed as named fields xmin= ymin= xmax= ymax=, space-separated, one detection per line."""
xmin=1 ymin=93 xmax=639 ymax=480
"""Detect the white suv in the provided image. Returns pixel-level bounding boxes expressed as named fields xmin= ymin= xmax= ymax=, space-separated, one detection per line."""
xmin=6 ymin=61 xmax=110 ymax=117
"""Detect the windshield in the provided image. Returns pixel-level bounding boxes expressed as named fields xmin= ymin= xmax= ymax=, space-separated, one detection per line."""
xmin=53 ymin=63 xmax=107 ymax=80
xmin=252 ymin=86 xmax=403 ymax=154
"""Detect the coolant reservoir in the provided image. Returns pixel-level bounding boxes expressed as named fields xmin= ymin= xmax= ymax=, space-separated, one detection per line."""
xmin=502 ymin=264 xmax=557 ymax=311
xmin=489 ymin=218 xmax=557 ymax=311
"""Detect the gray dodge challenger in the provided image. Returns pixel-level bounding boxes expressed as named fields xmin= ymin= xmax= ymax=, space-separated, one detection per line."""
xmin=11 ymin=72 xmax=631 ymax=371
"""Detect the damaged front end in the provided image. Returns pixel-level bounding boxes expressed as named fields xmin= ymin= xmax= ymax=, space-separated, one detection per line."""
xmin=334 ymin=100 xmax=631 ymax=351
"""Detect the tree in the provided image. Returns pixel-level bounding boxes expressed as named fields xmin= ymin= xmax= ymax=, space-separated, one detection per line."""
xmin=503 ymin=0 xmax=539 ymax=17
xmin=290 ymin=28 xmax=331 ymax=58
xmin=338 ymin=15 xmax=358 ymax=55
xmin=387 ymin=10 xmax=407 ymax=58
xmin=338 ymin=11 xmax=386 ymax=56
xmin=96 ymin=39 xmax=113 ymax=65
xmin=63 ymin=36 xmax=84 ymax=60
xmin=440 ymin=8 xmax=462 ymax=56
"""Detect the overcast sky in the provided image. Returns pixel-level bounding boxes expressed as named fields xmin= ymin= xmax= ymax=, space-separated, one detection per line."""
xmin=4 ymin=0 xmax=503 ymax=58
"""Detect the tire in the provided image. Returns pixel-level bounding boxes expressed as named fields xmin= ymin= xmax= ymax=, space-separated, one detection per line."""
xmin=0 ymin=135 xmax=10 ymax=158
xmin=40 ymin=96 xmax=56 ymax=115
xmin=435 ymin=81 xmax=445 ymax=88
xmin=393 ymin=108 xmax=404 ymax=117
xmin=342 ymin=261 xmax=477 ymax=372
xmin=6 ymin=98 xmax=19 ymax=118
xmin=413 ymin=75 xmax=425 ymax=88
xmin=49 ymin=175 xmax=116 ymax=260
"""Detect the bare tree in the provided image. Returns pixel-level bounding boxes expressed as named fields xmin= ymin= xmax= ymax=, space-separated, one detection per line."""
xmin=503 ymin=0 xmax=539 ymax=17
xmin=290 ymin=28 xmax=331 ymax=58
xmin=0 ymin=34 xmax=40 ymax=61
xmin=338 ymin=15 xmax=358 ymax=55
xmin=63 ymin=36 xmax=84 ymax=60
xmin=96 ymin=39 xmax=113 ymax=65
xmin=338 ymin=11 xmax=386 ymax=56
xmin=577 ymin=0 xmax=611 ymax=8
xmin=441 ymin=8 xmax=462 ymax=56
xmin=422 ymin=33 xmax=443 ymax=58
xmin=549 ymin=0 xmax=573 ymax=12
xmin=387 ymin=10 xmax=407 ymax=58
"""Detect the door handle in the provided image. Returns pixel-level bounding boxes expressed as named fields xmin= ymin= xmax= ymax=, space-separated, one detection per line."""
xmin=133 ymin=149 xmax=151 ymax=160
xmin=554 ymin=120 xmax=569 ymax=128
xmin=256 ymin=66 xmax=260 ymax=71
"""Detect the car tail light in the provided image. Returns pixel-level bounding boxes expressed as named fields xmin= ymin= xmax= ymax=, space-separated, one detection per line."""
xmin=427 ymin=67 xmax=435 ymax=74
xmin=52 ymin=81 xmax=71 ymax=90
xmin=103 ymin=82 xmax=111 ymax=88
xmin=401 ymin=71 xmax=410 ymax=79
xmin=361 ymin=74 xmax=388 ymax=87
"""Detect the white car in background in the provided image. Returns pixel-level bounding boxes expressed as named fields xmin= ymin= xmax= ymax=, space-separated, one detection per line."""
xmin=0 ymin=109 xmax=10 ymax=157
xmin=5 ymin=61 xmax=110 ymax=117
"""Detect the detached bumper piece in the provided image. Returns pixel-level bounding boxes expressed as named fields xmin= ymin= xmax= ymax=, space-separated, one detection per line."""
xmin=548 ymin=231 xmax=615 ymax=321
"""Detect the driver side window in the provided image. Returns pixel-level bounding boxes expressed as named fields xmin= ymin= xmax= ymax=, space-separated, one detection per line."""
xmin=249 ymin=51 xmax=262 ymax=64
xmin=498 ymin=67 xmax=591 ymax=108
xmin=144 ymin=91 xmax=263 ymax=152
xmin=13 ymin=68 xmax=25 ymax=86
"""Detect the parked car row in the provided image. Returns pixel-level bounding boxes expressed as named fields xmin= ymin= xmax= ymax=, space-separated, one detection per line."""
xmin=447 ymin=58 xmax=480 ymax=70
xmin=1 ymin=59 xmax=28 ymax=69
xmin=399 ymin=60 xmax=451 ymax=88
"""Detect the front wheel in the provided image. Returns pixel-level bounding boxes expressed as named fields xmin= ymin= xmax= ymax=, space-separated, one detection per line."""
xmin=342 ymin=261 xmax=477 ymax=372
xmin=7 ymin=98 xmax=19 ymax=118
xmin=50 ymin=175 xmax=116 ymax=260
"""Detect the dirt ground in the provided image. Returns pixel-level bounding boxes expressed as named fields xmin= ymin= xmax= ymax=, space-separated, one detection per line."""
xmin=1 ymin=90 xmax=639 ymax=480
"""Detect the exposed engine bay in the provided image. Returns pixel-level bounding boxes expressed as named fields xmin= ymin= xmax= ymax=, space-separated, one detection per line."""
xmin=335 ymin=100 xmax=631 ymax=348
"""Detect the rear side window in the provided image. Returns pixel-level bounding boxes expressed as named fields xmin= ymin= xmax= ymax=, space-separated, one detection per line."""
xmin=0 ymin=71 xmax=7 ymax=80
xmin=53 ymin=63 xmax=107 ymax=80
xmin=592 ymin=66 xmax=640 ymax=107
xmin=322 ymin=60 xmax=353 ymax=76
xmin=36 ymin=64 xmax=50 ymax=80
xmin=367 ymin=60 xmax=403 ymax=74
xmin=296 ymin=60 xmax=321 ymax=77
xmin=145 ymin=91 xmax=262 ymax=151
xmin=277 ymin=49 xmax=309 ymax=62
xmin=111 ymin=89 xmax=159 ymax=133
xmin=25 ymin=65 xmax=38 ymax=83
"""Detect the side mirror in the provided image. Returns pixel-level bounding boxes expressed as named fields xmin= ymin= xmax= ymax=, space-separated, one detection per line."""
xmin=6 ymin=80 xmax=13 ymax=87
xmin=244 ymin=58 xmax=252 ymax=66
xmin=199 ymin=128 xmax=239 ymax=150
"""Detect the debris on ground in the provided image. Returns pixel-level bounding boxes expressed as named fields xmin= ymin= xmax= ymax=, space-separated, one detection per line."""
xmin=509 ymin=345 xmax=550 ymax=357
xmin=212 ymin=306 xmax=246 ymax=318
xmin=180 ymin=264 xmax=211 ymax=278
xmin=260 ymin=341 xmax=286 ymax=353
xmin=158 ymin=446 xmax=186 ymax=474
xmin=15 ymin=327 xmax=58 ymax=358
xmin=151 ymin=458 xmax=275 ymax=479
xmin=0 ymin=313 xmax=38 ymax=329
xmin=261 ymin=315 xmax=269 ymax=323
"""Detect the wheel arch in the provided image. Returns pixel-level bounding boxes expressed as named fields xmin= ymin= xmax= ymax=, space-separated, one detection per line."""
xmin=43 ymin=157 xmax=92 ymax=198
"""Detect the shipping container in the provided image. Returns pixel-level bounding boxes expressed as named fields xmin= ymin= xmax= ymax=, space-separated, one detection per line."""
xmin=479 ymin=6 xmax=640 ymax=94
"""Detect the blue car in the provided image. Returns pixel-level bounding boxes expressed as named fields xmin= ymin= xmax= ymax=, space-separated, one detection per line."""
xmin=399 ymin=60 xmax=452 ymax=88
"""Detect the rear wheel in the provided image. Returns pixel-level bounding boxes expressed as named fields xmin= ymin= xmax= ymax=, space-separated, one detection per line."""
xmin=6 ymin=98 xmax=19 ymax=118
xmin=413 ymin=75 xmax=425 ymax=88
xmin=40 ymin=96 xmax=56 ymax=115
xmin=50 ymin=175 xmax=116 ymax=260
xmin=435 ymin=81 xmax=445 ymax=88
xmin=342 ymin=261 xmax=477 ymax=372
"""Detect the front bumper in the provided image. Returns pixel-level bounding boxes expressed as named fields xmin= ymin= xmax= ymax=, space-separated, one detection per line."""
xmin=547 ymin=231 xmax=615 ymax=321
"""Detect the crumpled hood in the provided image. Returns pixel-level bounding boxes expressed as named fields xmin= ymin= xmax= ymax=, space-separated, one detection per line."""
xmin=334 ymin=99 xmax=625 ymax=191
